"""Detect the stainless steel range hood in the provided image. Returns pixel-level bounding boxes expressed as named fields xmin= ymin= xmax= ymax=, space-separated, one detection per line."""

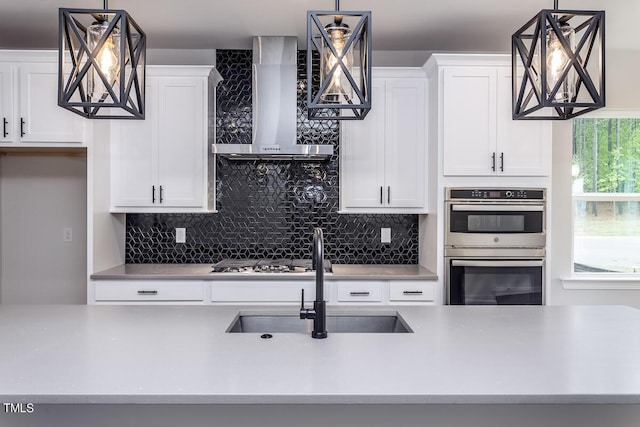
xmin=212 ymin=36 xmax=333 ymax=160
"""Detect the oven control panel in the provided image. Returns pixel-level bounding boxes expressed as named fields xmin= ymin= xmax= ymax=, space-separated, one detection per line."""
xmin=447 ymin=188 xmax=545 ymax=200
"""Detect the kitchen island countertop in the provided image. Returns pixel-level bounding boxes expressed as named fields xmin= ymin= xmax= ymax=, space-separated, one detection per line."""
xmin=90 ymin=263 xmax=437 ymax=281
xmin=1 ymin=304 xmax=640 ymax=405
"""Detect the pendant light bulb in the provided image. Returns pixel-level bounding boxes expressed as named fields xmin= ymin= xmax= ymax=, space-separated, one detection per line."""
xmin=546 ymin=21 xmax=575 ymax=102
xmin=87 ymin=20 xmax=121 ymax=99
xmin=320 ymin=15 xmax=354 ymax=101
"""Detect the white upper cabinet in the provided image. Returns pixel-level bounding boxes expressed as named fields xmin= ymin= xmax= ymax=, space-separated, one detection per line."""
xmin=341 ymin=78 xmax=385 ymax=208
xmin=0 ymin=63 xmax=12 ymax=142
xmin=0 ymin=51 xmax=85 ymax=145
xmin=495 ymin=67 xmax=551 ymax=176
xmin=432 ymin=55 xmax=551 ymax=177
xmin=111 ymin=78 xmax=156 ymax=208
xmin=442 ymin=66 xmax=496 ymax=176
xmin=111 ymin=66 xmax=213 ymax=212
xmin=384 ymin=78 xmax=427 ymax=208
xmin=156 ymin=77 xmax=205 ymax=207
xmin=341 ymin=68 xmax=427 ymax=213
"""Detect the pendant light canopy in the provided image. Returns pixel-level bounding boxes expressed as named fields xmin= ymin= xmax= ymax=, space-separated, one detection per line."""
xmin=58 ymin=1 xmax=146 ymax=119
xmin=512 ymin=0 xmax=604 ymax=120
xmin=307 ymin=0 xmax=371 ymax=120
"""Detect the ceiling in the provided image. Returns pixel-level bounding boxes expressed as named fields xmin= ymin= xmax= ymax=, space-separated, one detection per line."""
xmin=0 ymin=0 xmax=637 ymax=52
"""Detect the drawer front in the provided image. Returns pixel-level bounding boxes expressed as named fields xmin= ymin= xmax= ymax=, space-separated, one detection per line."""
xmin=389 ymin=281 xmax=435 ymax=302
xmin=211 ymin=281 xmax=316 ymax=302
xmin=337 ymin=282 xmax=383 ymax=302
xmin=95 ymin=281 xmax=204 ymax=301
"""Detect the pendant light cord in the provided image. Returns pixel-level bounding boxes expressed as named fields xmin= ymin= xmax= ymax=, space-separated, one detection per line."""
xmin=104 ymin=0 xmax=108 ymax=10
xmin=335 ymin=0 xmax=339 ymax=11
xmin=553 ymin=0 xmax=558 ymax=9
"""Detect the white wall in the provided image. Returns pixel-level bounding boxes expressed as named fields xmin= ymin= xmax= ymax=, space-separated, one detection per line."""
xmin=89 ymin=122 xmax=125 ymax=276
xmin=549 ymin=50 xmax=640 ymax=308
xmin=0 ymin=155 xmax=87 ymax=304
xmin=599 ymin=50 xmax=640 ymax=110
xmin=372 ymin=51 xmax=431 ymax=67
xmin=147 ymin=49 xmax=216 ymax=65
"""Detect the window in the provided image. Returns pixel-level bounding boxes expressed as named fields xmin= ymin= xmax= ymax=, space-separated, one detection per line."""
xmin=572 ymin=117 xmax=640 ymax=273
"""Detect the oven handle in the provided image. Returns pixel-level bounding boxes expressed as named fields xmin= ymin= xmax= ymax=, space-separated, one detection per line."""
xmin=451 ymin=204 xmax=544 ymax=212
xmin=451 ymin=260 xmax=544 ymax=268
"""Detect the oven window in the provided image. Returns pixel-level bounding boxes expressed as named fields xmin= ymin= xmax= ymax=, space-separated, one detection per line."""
xmin=468 ymin=215 xmax=525 ymax=232
xmin=449 ymin=262 xmax=543 ymax=305
xmin=450 ymin=209 xmax=543 ymax=233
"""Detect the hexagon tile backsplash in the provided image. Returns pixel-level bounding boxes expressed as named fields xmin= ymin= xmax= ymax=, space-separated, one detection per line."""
xmin=125 ymin=50 xmax=419 ymax=265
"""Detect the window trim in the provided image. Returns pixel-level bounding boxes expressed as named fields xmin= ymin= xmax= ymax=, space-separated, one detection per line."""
xmin=562 ymin=277 xmax=640 ymax=290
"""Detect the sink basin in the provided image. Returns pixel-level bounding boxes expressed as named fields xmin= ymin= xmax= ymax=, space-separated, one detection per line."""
xmin=227 ymin=313 xmax=412 ymax=333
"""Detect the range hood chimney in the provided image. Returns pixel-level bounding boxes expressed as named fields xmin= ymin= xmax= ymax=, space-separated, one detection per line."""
xmin=212 ymin=36 xmax=334 ymax=160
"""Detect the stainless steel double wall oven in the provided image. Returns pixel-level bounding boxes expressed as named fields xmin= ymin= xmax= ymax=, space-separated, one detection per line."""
xmin=445 ymin=188 xmax=546 ymax=305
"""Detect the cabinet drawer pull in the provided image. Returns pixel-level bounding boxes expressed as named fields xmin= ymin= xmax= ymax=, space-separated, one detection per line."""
xmin=380 ymin=186 xmax=383 ymax=205
xmin=500 ymin=152 xmax=504 ymax=172
xmin=387 ymin=186 xmax=391 ymax=204
xmin=137 ymin=290 xmax=158 ymax=295
xmin=20 ymin=118 xmax=25 ymax=137
xmin=349 ymin=291 xmax=371 ymax=296
xmin=159 ymin=185 xmax=164 ymax=203
xmin=402 ymin=291 xmax=423 ymax=296
xmin=3 ymin=117 xmax=7 ymax=137
xmin=152 ymin=186 xmax=156 ymax=203
xmin=491 ymin=152 xmax=496 ymax=171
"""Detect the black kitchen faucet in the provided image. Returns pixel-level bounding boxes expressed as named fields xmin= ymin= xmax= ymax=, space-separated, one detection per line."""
xmin=299 ymin=228 xmax=328 ymax=339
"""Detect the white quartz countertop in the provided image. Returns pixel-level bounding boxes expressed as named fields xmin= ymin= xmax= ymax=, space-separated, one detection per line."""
xmin=1 ymin=304 xmax=640 ymax=405
xmin=90 ymin=263 xmax=437 ymax=280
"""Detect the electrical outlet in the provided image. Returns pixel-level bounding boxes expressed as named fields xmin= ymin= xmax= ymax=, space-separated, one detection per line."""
xmin=381 ymin=227 xmax=391 ymax=243
xmin=175 ymin=228 xmax=186 ymax=243
xmin=63 ymin=227 xmax=73 ymax=242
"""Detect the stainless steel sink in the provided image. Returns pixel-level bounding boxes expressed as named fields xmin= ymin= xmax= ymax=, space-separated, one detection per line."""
xmin=226 ymin=313 xmax=412 ymax=333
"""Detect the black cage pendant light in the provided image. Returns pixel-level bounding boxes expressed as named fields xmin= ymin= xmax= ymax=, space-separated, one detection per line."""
xmin=512 ymin=0 xmax=604 ymax=120
xmin=58 ymin=1 xmax=146 ymax=119
xmin=307 ymin=0 xmax=371 ymax=120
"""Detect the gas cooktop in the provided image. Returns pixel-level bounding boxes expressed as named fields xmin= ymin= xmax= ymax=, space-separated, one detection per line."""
xmin=210 ymin=259 xmax=332 ymax=274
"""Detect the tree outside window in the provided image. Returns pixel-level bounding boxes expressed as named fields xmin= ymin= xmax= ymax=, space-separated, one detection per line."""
xmin=572 ymin=117 xmax=640 ymax=273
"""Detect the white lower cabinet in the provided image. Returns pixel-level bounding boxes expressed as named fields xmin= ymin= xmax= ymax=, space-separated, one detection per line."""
xmin=210 ymin=281 xmax=317 ymax=303
xmin=92 ymin=279 xmax=435 ymax=305
xmin=389 ymin=281 xmax=435 ymax=302
xmin=332 ymin=280 xmax=436 ymax=304
xmin=94 ymin=281 xmax=204 ymax=303
xmin=336 ymin=281 xmax=383 ymax=303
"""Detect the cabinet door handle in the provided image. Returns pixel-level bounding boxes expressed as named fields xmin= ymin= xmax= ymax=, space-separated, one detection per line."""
xmin=491 ymin=152 xmax=496 ymax=171
xmin=20 ymin=118 xmax=25 ymax=137
xmin=350 ymin=291 xmax=371 ymax=296
xmin=380 ymin=186 xmax=383 ymax=205
xmin=500 ymin=152 xmax=504 ymax=172
xmin=137 ymin=290 xmax=158 ymax=295
xmin=403 ymin=291 xmax=423 ymax=296
xmin=387 ymin=186 xmax=391 ymax=204
xmin=152 ymin=186 xmax=156 ymax=203
xmin=159 ymin=185 xmax=164 ymax=204
xmin=3 ymin=118 xmax=7 ymax=137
